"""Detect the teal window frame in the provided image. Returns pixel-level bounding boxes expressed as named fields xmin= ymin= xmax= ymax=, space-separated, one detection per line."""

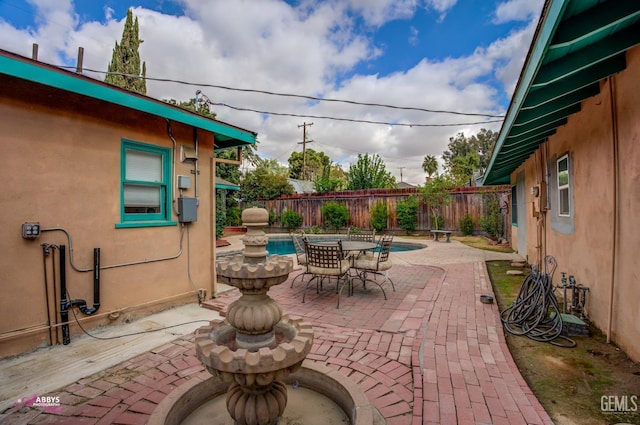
xmin=557 ymin=154 xmax=570 ymax=217
xmin=511 ymin=185 xmax=518 ymax=226
xmin=116 ymin=139 xmax=176 ymax=228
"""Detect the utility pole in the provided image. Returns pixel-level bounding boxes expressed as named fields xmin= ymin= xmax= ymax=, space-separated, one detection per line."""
xmin=398 ymin=167 xmax=405 ymax=183
xmin=297 ymin=122 xmax=314 ymax=180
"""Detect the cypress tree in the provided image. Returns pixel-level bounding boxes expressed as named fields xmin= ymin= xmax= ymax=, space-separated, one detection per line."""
xmin=105 ymin=9 xmax=147 ymax=94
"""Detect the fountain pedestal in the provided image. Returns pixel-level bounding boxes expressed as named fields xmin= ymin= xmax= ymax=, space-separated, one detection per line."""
xmin=195 ymin=208 xmax=313 ymax=425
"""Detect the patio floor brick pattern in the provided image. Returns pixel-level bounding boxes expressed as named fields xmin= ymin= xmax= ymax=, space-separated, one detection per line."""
xmin=1 ymin=262 xmax=553 ymax=425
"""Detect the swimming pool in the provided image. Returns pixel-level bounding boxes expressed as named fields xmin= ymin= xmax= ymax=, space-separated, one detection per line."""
xmin=264 ymin=237 xmax=426 ymax=256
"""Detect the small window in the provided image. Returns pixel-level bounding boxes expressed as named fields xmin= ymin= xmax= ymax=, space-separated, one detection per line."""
xmin=118 ymin=140 xmax=175 ymax=227
xmin=557 ymin=154 xmax=570 ymax=217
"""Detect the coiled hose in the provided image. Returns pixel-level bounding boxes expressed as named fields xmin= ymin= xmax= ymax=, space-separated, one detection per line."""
xmin=500 ymin=256 xmax=576 ymax=348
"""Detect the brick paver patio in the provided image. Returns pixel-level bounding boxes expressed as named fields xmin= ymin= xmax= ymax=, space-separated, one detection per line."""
xmin=1 ymin=260 xmax=552 ymax=425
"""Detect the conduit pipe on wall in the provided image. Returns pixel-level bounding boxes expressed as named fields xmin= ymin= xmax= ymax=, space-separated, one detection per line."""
xmin=41 ymin=226 xmax=185 ymax=272
xmin=607 ymin=76 xmax=620 ymax=344
xmin=193 ymin=128 xmax=199 ymax=201
xmin=41 ymin=243 xmax=54 ymax=346
xmin=167 ymin=119 xmax=181 ymax=215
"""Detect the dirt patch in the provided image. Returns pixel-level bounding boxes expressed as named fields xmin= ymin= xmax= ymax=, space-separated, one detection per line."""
xmin=487 ymin=260 xmax=640 ymax=425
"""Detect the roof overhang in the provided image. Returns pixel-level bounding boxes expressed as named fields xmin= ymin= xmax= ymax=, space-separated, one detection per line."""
xmin=0 ymin=49 xmax=257 ymax=150
xmin=483 ymin=0 xmax=640 ymax=185
xmin=215 ymin=177 xmax=240 ymax=191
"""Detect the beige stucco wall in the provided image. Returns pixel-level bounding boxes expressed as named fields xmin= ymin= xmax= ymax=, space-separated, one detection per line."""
xmin=510 ymin=46 xmax=640 ymax=361
xmin=0 ymin=78 xmax=218 ymax=357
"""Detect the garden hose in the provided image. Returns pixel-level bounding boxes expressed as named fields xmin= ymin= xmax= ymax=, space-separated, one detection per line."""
xmin=500 ymin=256 xmax=576 ymax=348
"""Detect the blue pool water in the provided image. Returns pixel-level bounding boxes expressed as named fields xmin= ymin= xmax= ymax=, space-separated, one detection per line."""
xmin=265 ymin=238 xmax=425 ymax=256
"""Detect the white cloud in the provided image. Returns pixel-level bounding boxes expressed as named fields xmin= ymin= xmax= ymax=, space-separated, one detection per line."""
xmin=493 ymin=0 xmax=543 ymax=24
xmin=0 ymin=0 xmax=540 ymax=186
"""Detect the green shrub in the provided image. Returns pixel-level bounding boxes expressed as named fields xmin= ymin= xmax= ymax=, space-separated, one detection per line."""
xmin=348 ymin=226 xmax=362 ymax=234
xmin=226 ymin=207 xmax=242 ymax=226
xmin=370 ymin=201 xmax=388 ymax=233
xmin=268 ymin=211 xmax=280 ymax=226
xmin=396 ymin=196 xmax=419 ymax=235
xmin=321 ymin=201 xmax=349 ymax=233
xmin=215 ymin=196 xmax=226 ymax=239
xmin=281 ymin=210 xmax=303 ymax=232
xmin=481 ymin=195 xmax=503 ymax=240
xmin=459 ymin=213 xmax=475 ymax=236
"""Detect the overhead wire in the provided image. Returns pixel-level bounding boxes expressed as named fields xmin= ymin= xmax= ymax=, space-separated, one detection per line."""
xmin=71 ymin=68 xmax=505 ymax=118
xmin=57 ymin=66 xmax=505 ymax=126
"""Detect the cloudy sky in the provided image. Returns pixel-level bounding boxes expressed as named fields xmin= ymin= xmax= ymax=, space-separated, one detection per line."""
xmin=0 ymin=0 xmax=543 ymax=185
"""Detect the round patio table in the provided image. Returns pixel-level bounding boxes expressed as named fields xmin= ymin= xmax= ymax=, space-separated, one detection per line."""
xmin=340 ymin=241 xmax=377 ymax=253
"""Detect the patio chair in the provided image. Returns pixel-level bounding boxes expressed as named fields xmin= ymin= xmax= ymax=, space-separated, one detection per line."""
xmin=347 ymin=228 xmax=376 ymax=260
xmin=303 ymin=240 xmax=351 ymax=308
xmin=289 ymin=233 xmax=309 ymax=288
xmin=353 ymin=234 xmax=396 ymax=299
xmin=347 ymin=228 xmax=376 ymax=243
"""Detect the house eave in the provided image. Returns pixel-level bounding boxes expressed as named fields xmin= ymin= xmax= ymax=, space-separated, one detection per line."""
xmin=0 ymin=49 xmax=257 ymax=149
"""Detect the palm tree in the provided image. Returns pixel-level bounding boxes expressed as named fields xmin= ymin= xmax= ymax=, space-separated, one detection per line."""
xmin=422 ymin=155 xmax=438 ymax=180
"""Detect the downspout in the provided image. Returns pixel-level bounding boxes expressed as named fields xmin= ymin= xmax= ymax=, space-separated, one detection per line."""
xmin=607 ymin=76 xmax=619 ymax=344
xmin=41 ymin=244 xmax=54 ymax=346
xmin=193 ymin=128 xmax=200 ymax=202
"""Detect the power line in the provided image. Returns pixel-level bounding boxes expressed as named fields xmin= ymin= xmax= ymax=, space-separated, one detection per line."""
xmin=206 ymin=100 xmax=502 ymax=127
xmin=66 ymin=66 xmax=506 ymax=119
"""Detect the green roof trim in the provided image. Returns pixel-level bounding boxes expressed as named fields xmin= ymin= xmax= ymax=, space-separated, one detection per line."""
xmin=483 ymin=0 xmax=640 ymax=185
xmin=0 ymin=49 xmax=257 ymax=149
xmin=215 ymin=177 xmax=240 ymax=191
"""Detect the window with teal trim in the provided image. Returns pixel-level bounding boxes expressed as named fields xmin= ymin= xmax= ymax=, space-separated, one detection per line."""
xmin=119 ymin=140 xmax=173 ymax=226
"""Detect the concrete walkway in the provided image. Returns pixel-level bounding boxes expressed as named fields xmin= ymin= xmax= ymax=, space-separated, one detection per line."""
xmin=0 ymin=236 xmax=553 ymax=425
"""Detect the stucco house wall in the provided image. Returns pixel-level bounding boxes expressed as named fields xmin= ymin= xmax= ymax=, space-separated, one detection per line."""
xmin=0 ymin=58 xmax=248 ymax=358
xmin=510 ymin=46 xmax=640 ymax=361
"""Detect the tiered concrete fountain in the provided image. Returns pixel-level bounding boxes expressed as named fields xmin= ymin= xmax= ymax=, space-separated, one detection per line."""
xmin=196 ymin=208 xmax=313 ymax=425
xmin=148 ymin=207 xmax=377 ymax=425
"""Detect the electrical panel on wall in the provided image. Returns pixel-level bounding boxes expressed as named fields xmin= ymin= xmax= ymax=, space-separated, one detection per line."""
xmin=178 ymin=197 xmax=197 ymax=222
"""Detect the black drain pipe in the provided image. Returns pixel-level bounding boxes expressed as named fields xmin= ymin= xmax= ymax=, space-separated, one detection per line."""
xmin=76 ymin=248 xmax=101 ymax=315
xmin=59 ymin=245 xmax=70 ymax=345
xmin=59 ymin=247 xmax=101 ymax=345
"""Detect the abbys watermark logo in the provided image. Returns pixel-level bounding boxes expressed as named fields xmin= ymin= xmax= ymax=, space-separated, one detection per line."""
xmin=601 ymin=394 xmax=638 ymax=414
xmin=14 ymin=394 xmax=63 ymax=414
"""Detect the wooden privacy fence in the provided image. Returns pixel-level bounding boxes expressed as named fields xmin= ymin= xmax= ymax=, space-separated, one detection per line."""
xmin=252 ymin=185 xmax=511 ymax=234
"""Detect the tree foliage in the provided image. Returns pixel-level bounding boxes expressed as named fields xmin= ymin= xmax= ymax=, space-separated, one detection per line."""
xmin=240 ymin=159 xmax=293 ymax=202
xmin=346 ymin=153 xmax=396 ymax=190
xmin=422 ymin=155 xmax=439 ymax=179
xmin=105 ymin=9 xmax=147 ymax=94
xmin=321 ymin=201 xmax=349 ymax=232
xmin=396 ymin=196 xmax=420 ymax=235
xmin=313 ymin=161 xmax=345 ymax=193
xmin=288 ymin=149 xmax=331 ymax=181
xmin=442 ymin=129 xmax=497 ymax=184
xmin=420 ymin=175 xmax=453 ymax=230
xmin=163 ymin=97 xmax=216 ymax=119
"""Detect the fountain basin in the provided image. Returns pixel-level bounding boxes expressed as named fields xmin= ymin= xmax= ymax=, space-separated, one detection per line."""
xmin=147 ymin=361 xmax=383 ymax=425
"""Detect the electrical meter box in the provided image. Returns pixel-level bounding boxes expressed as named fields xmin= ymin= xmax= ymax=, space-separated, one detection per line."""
xmin=177 ymin=175 xmax=191 ymax=190
xmin=178 ymin=197 xmax=197 ymax=222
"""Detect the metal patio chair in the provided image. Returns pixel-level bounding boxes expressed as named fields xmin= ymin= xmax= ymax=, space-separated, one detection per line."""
xmin=347 ymin=228 xmax=376 ymax=243
xmin=352 ymin=234 xmax=396 ymax=299
xmin=303 ymin=240 xmax=351 ymax=308
xmin=289 ymin=233 xmax=309 ymax=288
